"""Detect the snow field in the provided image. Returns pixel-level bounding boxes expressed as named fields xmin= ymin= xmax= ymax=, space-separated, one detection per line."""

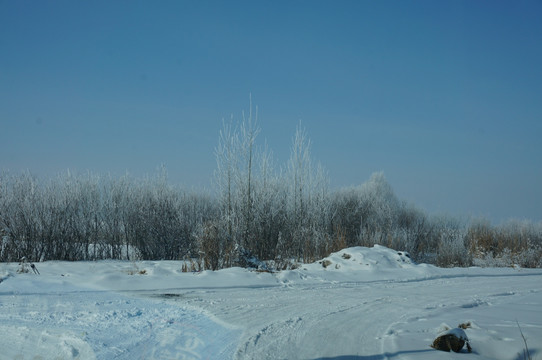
xmin=1 ymin=245 xmax=541 ymax=359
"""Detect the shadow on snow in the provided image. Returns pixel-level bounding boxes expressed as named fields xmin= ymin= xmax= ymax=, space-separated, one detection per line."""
xmin=313 ymin=348 xmax=434 ymax=360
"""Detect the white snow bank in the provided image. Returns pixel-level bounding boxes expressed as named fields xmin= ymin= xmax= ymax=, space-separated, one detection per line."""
xmin=278 ymin=245 xmax=438 ymax=285
xmin=308 ymin=245 xmax=416 ymax=271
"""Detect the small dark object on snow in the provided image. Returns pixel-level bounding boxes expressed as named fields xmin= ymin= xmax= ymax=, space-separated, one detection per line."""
xmin=431 ymin=326 xmax=472 ymax=353
xmin=30 ymin=263 xmax=40 ymax=275
xmin=321 ymin=259 xmax=332 ymax=268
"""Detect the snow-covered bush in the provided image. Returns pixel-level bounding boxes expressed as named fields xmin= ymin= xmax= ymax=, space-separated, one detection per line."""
xmin=436 ymin=226 xmax=471 ymax=268
xmin=468 ymin=218 xmax=542 ymax=268
xmin=514 ymin=245 xmax=542 ymax=268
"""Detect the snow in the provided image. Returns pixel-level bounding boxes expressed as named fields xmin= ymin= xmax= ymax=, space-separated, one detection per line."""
xmin=439 ymin=327 xmax=469 ymax=341
xmin=1 ymin=245 xmax=541 ymax=359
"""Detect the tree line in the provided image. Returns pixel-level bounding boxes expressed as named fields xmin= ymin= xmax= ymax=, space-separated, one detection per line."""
xmin=1 ymin=110 xmax=541 ymax=268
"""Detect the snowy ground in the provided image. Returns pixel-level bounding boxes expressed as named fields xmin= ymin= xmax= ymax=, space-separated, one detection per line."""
xmin=1 ymin=245 xmax=541 ymax=360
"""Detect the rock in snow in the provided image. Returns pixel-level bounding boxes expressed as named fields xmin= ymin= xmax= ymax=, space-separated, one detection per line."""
xmin=431 ymin=326 xmax=472 ymax=352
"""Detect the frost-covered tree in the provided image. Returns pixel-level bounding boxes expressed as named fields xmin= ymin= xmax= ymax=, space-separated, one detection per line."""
xmin=0 ymin=172 xmax=41 ymax=261
xmin=284 ymin=122 xmax=330 ymax=260
xmin=287 ymin=122 xmax=312 ymax=233
xmin=213 ymin=97 xmax=268 ymax=262
xmin=357 ymin=172 xmax=401 ymax=245
xmin=394 ymin=203 xmax=430 ymax=257
xmin=214 ymin=117 xmax=239 ymax=243
xmin=251 ymin=144 xmax=287 ymax=260
xmin=433 ymin=215 xmax=471 ymax=267
xmin=285 ymin=122 xmax=311 ymax=258
xmin=238 ymin=99 xmax=260 ymax=248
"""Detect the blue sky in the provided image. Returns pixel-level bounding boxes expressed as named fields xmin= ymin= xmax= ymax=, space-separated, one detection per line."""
xmin=1 ymin=0 xmax=541 ymax=224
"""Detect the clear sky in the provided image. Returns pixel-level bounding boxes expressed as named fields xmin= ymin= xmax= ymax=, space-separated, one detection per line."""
xmin=1 ymin=0 xmax=541 ymax=224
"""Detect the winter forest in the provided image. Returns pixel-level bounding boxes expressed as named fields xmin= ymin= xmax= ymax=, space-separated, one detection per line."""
xmin=1 ymin=109 xmax=541 ymax=269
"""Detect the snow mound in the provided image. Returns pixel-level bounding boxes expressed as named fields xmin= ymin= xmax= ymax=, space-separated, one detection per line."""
xmin=277 ymin=245 xmax=430 ymax=285
xmin=315 ymin=245 xmax=415 ymax=271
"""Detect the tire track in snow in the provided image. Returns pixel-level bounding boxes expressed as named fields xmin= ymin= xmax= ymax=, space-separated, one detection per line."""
xmin=178 ymin=272 xmax=542 ymax=359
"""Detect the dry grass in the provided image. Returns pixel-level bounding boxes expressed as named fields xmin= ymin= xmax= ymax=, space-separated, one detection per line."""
xmin=517 ymin=321 xmax=533 ymax=360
